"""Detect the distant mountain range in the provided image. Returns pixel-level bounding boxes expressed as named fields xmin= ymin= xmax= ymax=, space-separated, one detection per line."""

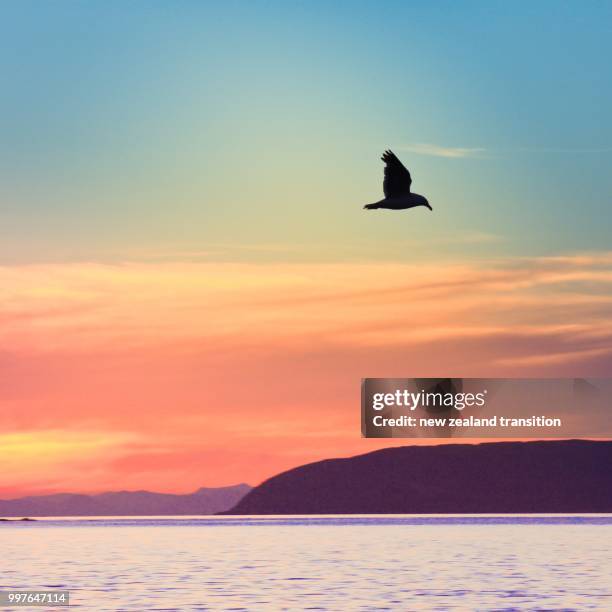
xmin=0 ymin=484 xmax=251 ymax=517
xmin=222 ymin=440 xmax=612 ymax=514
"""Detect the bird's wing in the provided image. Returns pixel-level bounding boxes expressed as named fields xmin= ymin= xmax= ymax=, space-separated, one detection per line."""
xmin=382 ymin=150 xmax=412 ymax=197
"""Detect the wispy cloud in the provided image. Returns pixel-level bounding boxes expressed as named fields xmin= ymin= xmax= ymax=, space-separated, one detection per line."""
xmin=397 ymin=142 xmax=486 ymax=158
xmin=510 ymin=146 xmax=612 ymax=154
xmin=397 ymin=142 xmax=612 ymax=159
xmin=1 ymin=252 xmax=611 ymax=495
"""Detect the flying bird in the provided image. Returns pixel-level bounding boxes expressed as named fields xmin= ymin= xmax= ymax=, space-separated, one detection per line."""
xmin=364 ymin=150 xmax=432 ymax=211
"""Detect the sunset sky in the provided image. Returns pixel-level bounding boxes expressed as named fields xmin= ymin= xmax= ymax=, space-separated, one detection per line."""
xmin=1 ymin=2 xmax=611 ymax=497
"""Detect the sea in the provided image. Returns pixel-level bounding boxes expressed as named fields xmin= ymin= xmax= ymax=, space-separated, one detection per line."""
xmin=1 ymin=516 xmax=611 ymax=611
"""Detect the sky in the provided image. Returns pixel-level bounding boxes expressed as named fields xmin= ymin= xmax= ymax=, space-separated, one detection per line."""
xmin=1 ymin=1 xmax=611 ymax=496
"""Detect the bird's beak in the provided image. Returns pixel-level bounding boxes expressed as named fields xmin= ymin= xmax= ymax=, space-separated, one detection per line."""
xmin=426 ymin=203 xmax=433 ymax=211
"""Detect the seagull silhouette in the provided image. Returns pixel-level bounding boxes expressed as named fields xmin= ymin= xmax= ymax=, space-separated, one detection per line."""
xmin=364 ymin=150 xmax=432 ymax=211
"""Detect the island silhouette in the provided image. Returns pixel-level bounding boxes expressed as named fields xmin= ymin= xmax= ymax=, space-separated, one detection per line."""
xmin=221 ymin=440 xmax=611 ymax=515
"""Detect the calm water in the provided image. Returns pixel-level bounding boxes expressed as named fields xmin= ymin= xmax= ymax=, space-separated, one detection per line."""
xmin=1 ymin=516 xmax=611 ymax=611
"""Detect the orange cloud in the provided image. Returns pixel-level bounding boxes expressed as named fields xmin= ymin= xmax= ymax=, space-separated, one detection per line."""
xmin=1 ymin=252 xmax=611 ymax=496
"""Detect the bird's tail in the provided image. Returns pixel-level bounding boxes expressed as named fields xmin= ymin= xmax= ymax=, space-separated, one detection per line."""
xmin=363 ymin=202 xmax=380 ymax=210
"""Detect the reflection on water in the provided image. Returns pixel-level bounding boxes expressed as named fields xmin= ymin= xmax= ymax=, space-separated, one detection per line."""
xmin=1 ymin=516 xmax=611 ymax=610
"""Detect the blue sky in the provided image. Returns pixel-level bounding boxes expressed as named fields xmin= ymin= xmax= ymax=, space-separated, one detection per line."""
xmin=1 ymin=0 xmax=611 ymax=262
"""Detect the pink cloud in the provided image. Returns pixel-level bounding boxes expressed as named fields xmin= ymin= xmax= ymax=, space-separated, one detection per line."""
xmin=1 ymin=252 xmax=611 ymax=495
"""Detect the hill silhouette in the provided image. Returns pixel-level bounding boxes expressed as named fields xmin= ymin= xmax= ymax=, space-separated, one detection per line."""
xmin=221 ymin=441 xmax=611 ymax=514
xmin=0 ymin=484 xmax=251 ymax=517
